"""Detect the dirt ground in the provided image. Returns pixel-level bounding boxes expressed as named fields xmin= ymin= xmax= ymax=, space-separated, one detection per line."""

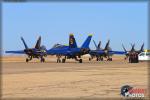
xmin=1 ymin=56 xmax=149 ymax=99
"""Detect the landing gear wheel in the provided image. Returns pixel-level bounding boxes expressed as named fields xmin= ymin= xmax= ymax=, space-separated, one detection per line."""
xmin=107 ymin=58 xmax=112 ymax=61
xmin=41 ymin=58 xmax=45 ymax=62
xmin=89 ymin=58 xmax=91 ymax=61
xmin=79 ymin=59 xmax=82 ymax=63
xmin=110 ymin=58 xmax=112 ymax=61
xmin=26 ymin=58 xmax=29 ymax=62
xmin=98 ymin=58 xmax=101 ymax=61
xmin=96 ymin=58 xmax=99 ymax=61
xmin=57 ymin=59 xmax=61 ymax=63
xmin=62 ymin=58 xmax=66 ymax=63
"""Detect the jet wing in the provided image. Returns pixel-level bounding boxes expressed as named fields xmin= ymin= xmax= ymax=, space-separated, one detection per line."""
xmin=5 ymin=50 xmax=25 ymax=54
xmin=109 ymin=51 xmax=126 ymax=55
xmin=89 ymin=50 xmax=126 ymax=55
xmin=89 ymin=50 xmax=105 ymax=56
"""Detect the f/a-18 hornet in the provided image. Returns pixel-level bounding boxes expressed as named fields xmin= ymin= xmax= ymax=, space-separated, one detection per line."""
xmin=47 ymin=34 xmax=92 ymax=63
xmin=122 ymin=43 xmax=144 ymax=60
xmin=6 ymin=36 xmax=47 ymax=62
xmin=89 ymin=40 xmax=126 ymax=61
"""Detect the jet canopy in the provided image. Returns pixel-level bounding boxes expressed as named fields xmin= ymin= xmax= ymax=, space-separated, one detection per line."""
xmin=52 ymin=44 xmax=66 ymax=48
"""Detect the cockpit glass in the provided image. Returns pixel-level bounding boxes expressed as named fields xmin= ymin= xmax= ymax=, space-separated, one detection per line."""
xmin=52 ymin=44 xmax=64 ymax=48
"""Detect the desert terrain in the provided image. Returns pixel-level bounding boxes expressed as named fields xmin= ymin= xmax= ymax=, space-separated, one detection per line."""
xmin=1 ymin=55 xmax=149 ymax=99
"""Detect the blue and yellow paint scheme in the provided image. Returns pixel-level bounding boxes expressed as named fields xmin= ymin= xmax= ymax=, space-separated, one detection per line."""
xmin=47 ymin=34 xmax=92 ymax=63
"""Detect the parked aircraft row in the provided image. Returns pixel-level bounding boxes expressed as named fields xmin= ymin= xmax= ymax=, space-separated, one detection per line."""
xmin=122 ymin=43 xmax=144 ymax=60
xmin=5 ymin=34 xmax=144 ymax=63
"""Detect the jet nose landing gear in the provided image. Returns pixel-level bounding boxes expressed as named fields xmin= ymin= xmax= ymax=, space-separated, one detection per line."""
xmin=26 ymin=58 xmax=29 ymax=62
xmin=26 ymin=56 xmax=32 ymax=62
xmin=79 ymin=59 xmax=82 ymax=63
xmin=56 ymin=55 xmax=62 ymax=63
xmin=41 ymin=57 xmax=45 ymax=62
xmin=62 ymin=58 xmax=66 ymax=63
xmin=107 ymin=58 xmax=112 ymax=61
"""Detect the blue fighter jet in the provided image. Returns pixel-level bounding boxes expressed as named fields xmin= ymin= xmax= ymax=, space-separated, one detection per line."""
xmin=47 ymin=34 xmax=92 ymax=63
xmin=89 ymin=40 xmax=126 ymax=61
xmin=122 ymin=43 xmax=144 ymax=60
xmin=6 ymin=36 xmax=47 ymax=62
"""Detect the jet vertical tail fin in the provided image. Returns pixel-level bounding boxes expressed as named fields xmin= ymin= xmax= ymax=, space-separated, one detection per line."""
xmin=122 ymin=44 xmax=127 ymax=52
xmin=140 ymin=43 xmax=144 ymax=52
xmin=97 ymin=41 xmax=101 ymax=50
xmin=21 ymin=37 xmax=28 ymax=49
xmin=35 ymin=36 xmax=41 ymax=49
xmin=69 ymin=34 xmax=77 ymax=48
xmin=104 ymin=40 xmax=110 ymax=50
xmin=93 ymin=40 xmax=98 ymax=50
xmin=81 ymin=34 xmax=92 ymax=49
xmin=130 ymin=43 xmax=135 ymax=52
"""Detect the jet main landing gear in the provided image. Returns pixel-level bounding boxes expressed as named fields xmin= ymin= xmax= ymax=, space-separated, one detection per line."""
xmin=56 ymin=55 xmax=62 ymax=63
xmin=79 ymin=59 xmax=82 ymax=63
xmin=26 ymin=58 xmax=29 ymax=62
xmin=62 ymin=58 xmax=66 ymax=63
xmin=57 ymin=58 xmax=61 ymax=63
xmin=40 ymin=57 xmax=45 ymax=62
xmin=26 ymin=56 xmax=32 ymax=62
xmin=75 ymin=56 xmax=82 ymax=63
xmin=107 ymin=58 xmax=112 ymax=61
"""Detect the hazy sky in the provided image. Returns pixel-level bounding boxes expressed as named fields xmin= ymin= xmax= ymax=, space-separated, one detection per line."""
xmin=2 ymin=2 xmax=148 ymax=54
